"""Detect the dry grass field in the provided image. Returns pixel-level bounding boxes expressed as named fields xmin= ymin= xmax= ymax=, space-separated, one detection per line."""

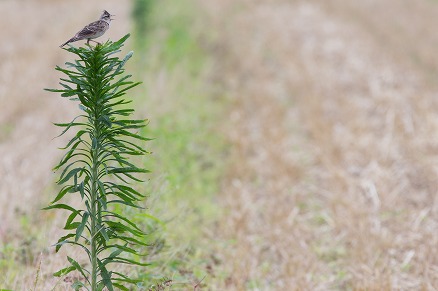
xmin=203 ymin=0 xmax=438 ymax=289
xmin=3 ymin=0 xmax=438 ymax=290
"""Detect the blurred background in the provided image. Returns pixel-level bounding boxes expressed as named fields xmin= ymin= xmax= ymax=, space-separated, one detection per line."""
xmin=2 ymin=0 xmax=438 ymax=290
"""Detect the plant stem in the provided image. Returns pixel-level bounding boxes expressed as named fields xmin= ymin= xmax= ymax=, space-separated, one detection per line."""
xmin=90 ymin=49 xmax=101 ymax=291
xmin=90 ymin=145 xmax=99 ymax=290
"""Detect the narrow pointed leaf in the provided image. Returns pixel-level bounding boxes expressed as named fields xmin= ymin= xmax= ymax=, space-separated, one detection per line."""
xmin=67 ymin=256 xmax=90 ymax=283
xmin=53 ymin=266 xmax=76 ymax=277
xmin=75 ymin=211 xmax=89 ymax=242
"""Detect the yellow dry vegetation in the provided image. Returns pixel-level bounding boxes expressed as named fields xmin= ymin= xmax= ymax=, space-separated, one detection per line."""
xmin=203 ymin=0 xmax=438 ymax=289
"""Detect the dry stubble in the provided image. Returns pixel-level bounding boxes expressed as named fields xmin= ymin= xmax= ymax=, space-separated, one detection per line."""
xmin=202 ymin=0 xmax=438 ymax=289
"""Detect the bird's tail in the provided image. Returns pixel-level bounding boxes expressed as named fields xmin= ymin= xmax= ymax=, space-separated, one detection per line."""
xmin=60 ymin=37 xmax=78 ymax=48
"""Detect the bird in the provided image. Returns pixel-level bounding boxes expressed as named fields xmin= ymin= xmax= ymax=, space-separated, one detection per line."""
xmin=60 ymin=10 xmax=114 ymax=48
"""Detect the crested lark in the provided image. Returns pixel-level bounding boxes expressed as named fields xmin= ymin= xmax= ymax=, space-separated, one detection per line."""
xmin=60 ymin=10 xmax=113 ymax=48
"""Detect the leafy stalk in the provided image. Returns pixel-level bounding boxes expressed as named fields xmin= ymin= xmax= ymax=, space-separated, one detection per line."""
xmin=45 ymin=34 xmax=151 ymax=290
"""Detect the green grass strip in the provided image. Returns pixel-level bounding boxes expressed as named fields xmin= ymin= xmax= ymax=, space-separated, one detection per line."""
xmin=131 ymin=0 xmax=227 ymax=287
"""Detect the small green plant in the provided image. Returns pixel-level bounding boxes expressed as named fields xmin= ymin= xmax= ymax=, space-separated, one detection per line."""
xmin=45 ymin=34 xmax=150 ymax=290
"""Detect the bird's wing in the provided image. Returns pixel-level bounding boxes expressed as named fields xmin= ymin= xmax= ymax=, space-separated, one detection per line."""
xmin=76 ymin=21 xmax=99 ymax=38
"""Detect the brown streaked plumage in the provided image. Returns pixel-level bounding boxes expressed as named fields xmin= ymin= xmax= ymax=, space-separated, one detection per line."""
xmin=60 ymin=10 xmax=113 ymax=48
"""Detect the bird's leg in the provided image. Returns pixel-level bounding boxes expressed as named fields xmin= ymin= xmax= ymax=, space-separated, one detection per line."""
xmin=89 ymin=39 xmax=101 ymax=45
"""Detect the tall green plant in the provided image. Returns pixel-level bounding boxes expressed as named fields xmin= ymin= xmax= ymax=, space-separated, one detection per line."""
xmin=45 ymin=34 xmax=150 ymax=290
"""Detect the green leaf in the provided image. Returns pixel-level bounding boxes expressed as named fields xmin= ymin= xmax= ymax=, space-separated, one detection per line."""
xmin=109 ymin=33 xmax=130 ymax=50
xmin=99 ymin=225 xmax=110 ymax=242
xmin=71 ymin=281 xmax=88 ymax=291
xmin=104 ymin=211 xmax=144 ymax=232
xmin=51 ymin=185 xmax=75 ymax=204
xmin=91 ymin=137 xmax=98 ymax=149
xmin=111 ymin=271 xmax=143 ymax=283
xmin=54 ymin=233 xmax=75 ymax=252
xmin=59 ymin=81 xmax=74 ymax=91
xmin=115 ymin=129 xmax=151 ymax=141
xmin=99 ymin=115 xmax=113 ymax=128
xmin=108 ymin=167 xmax=149 ymax=175
xmin=111 ymin=184 xmax=146 ymax=198
xmin=45 ymin=87 xmax=66 ymax=93
xmin=61 ymin=90 xmax=78 ymax=97
xmin=42 ymin=203 xmax=79 ymax=214
xmin=110 ymin=82 xmax=142 ymax=100
xmin=59 ymin=129 xmax=88 ymax=150
xmin=98 ymin=259 xmax=114 ymax=291
xmin=53 ymin=266 xmax=76 ymax=277
xmin=67 ymin=256 xmax=90 ymax=283
xmin=77 ymin=90 xmax=90 ymax=107
xmin=107 ymin=246 xmax=124 ymax=260
xmin=58 ymin=167 xmax=83 ymax=184
xmin=54 ymin=148 xmax=77 ymax=170
xmin=79 ymin=180 xmax=87 ymax=199
xmin=56 ymin=160 xmax=83 ymax=182
xmin=108 ymin=199 xmax=141 ymax=209
xmin=113 ymin=51 xmax=134 ymax=76
xmin=75 ymin=211 xmax=89 ymax=242
xmin=64 ymin=212 xmax=78 ymax=229
xmin=103 ymin=244 xmax=145 ymax=257
xmin=53 ymin=115 xmax=84 ymax=137
xmin=64 ymin=222 xmax=80 ymax=230
xmin=104 ymin=221 xmax=144 ymax=237
xmin=113 ymin=234 xmax=149 ymax=246
xmin=112 ymin=283 xmax=129 ymax=291
xmin=108 ymin=257 xmax=150 ymax=267
xmin=98 ymin=181 xmax=107 ymax=210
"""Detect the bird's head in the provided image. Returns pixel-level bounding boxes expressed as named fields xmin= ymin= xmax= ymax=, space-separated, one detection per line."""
xmin=101 ymin=10 xmax=114 ymax=22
